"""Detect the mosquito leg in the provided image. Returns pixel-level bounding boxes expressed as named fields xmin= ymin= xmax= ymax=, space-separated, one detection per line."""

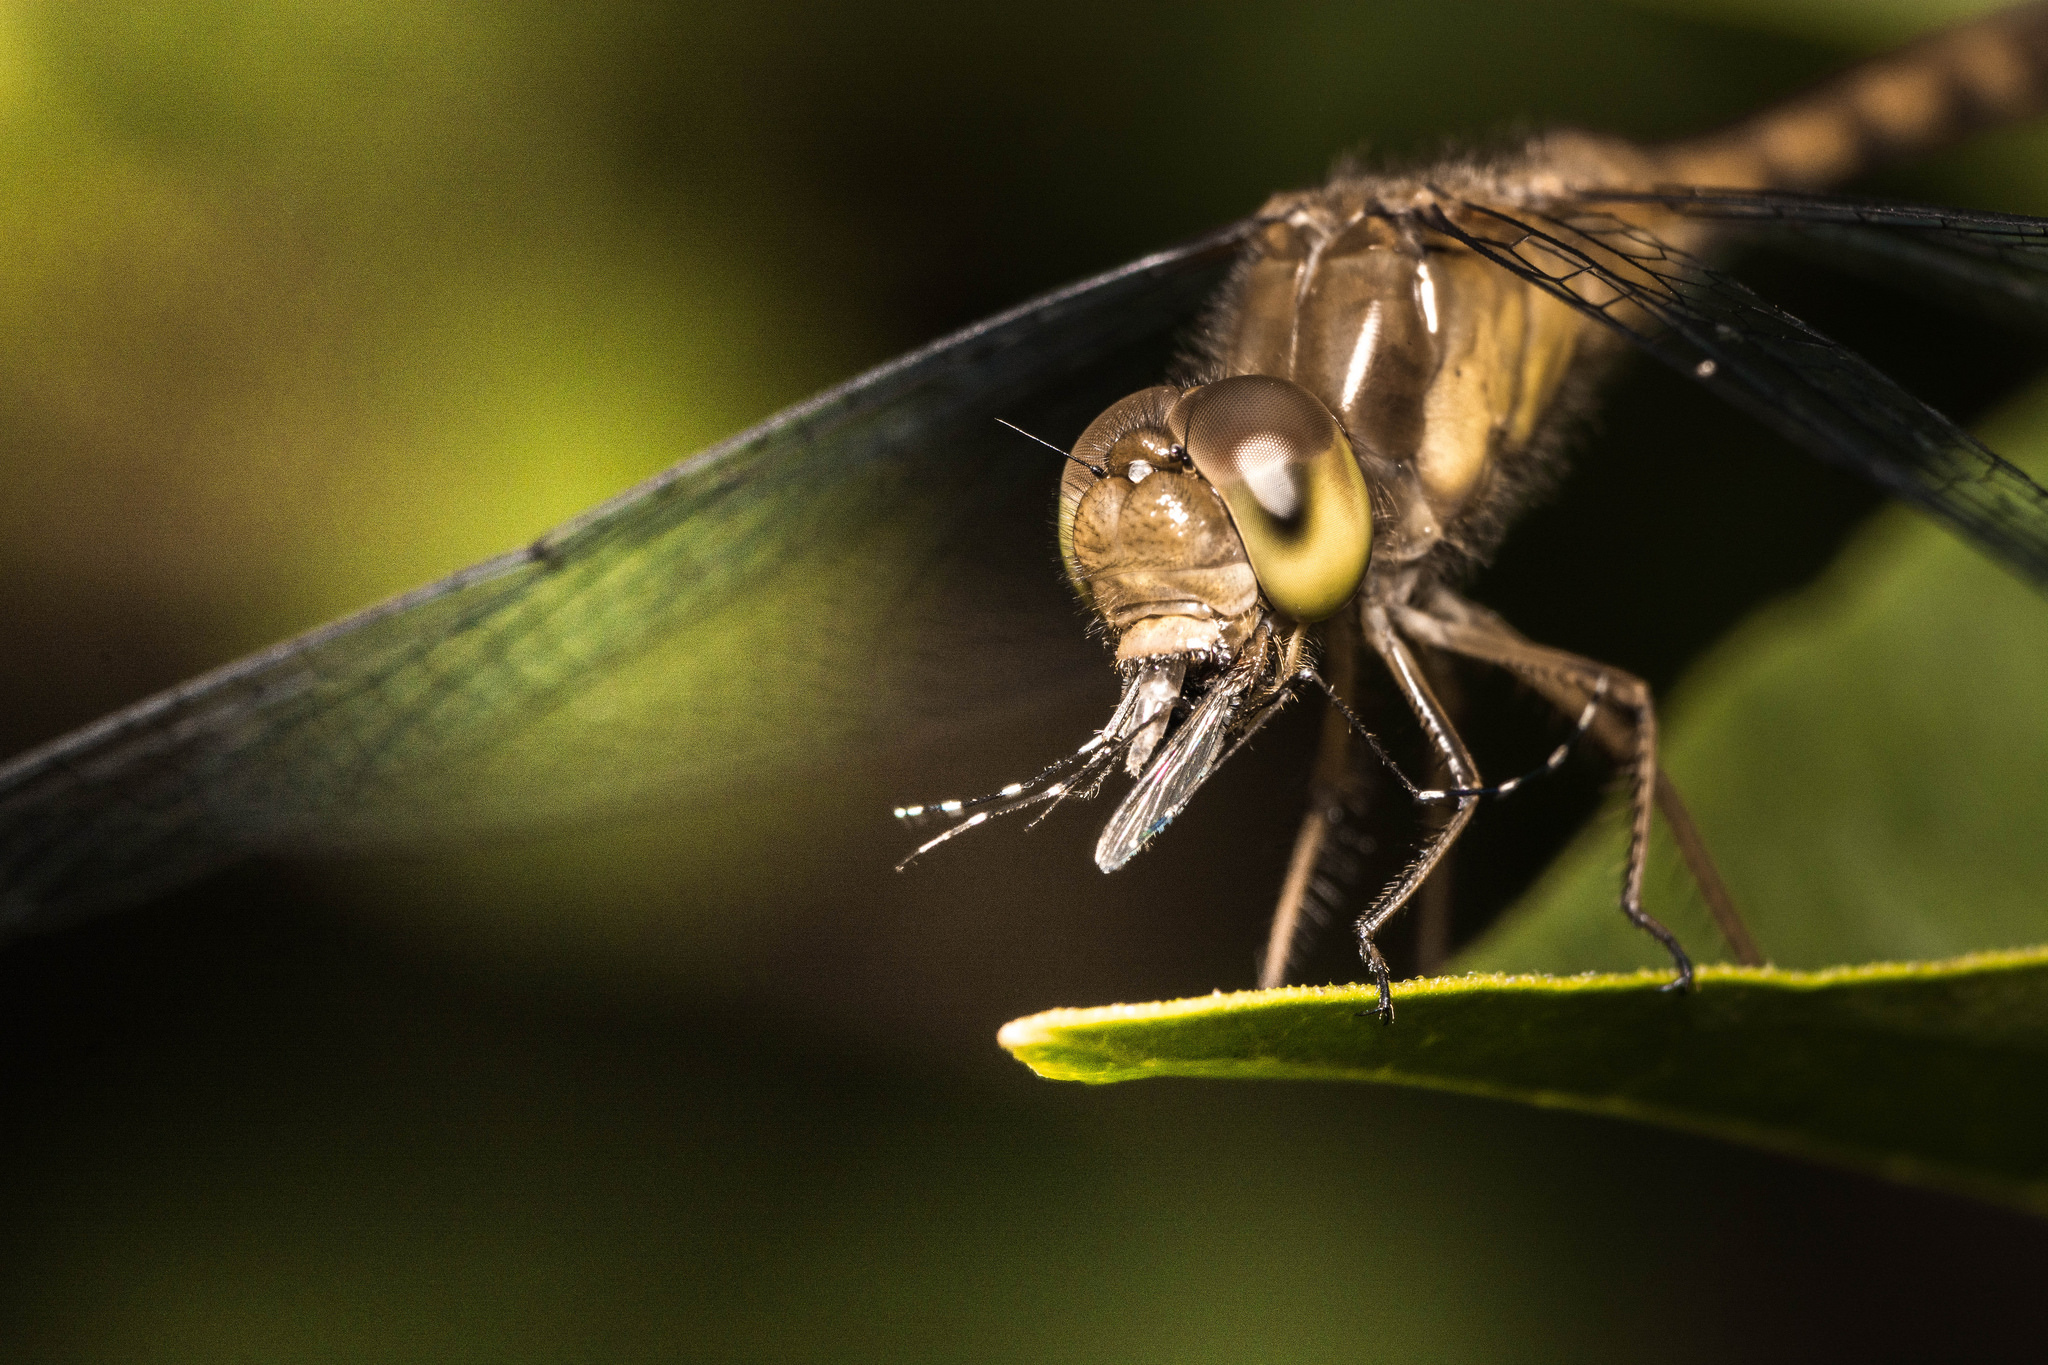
xmin=1326 ymin=671 xmax=1606 ymax=805
xmin=1417 ymin=590 xmax=1762 ymax=968
xmin=1354 ymin=605 xmax=1481 ymax=1023
xmin=1258 ymin=619 xmax=1362 ymax=990
xmin=1394 ymin=598 xmax=1694 ymax=993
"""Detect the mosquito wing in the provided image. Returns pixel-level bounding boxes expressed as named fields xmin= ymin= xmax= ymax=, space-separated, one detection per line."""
xmin=1429 ymin=196 xmax=2048 ymax=587
xmin=0 ymin=223 xmax=1253 ymax=936
xmin=1093 ymin=669 xmax=1259 ymax=874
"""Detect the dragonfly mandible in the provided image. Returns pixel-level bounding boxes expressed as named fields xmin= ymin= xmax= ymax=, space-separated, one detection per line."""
xmin=3 ymin=4 xmax=2048 ymax=1014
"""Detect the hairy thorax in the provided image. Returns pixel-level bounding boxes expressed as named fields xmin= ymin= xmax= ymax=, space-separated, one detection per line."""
xmin=1203 ymin=134 xmax=1687 ymax=589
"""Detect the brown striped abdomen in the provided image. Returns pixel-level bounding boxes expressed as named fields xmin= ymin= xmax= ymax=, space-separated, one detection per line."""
xmin=1657 ymin=2 xmax=2048 ymax=189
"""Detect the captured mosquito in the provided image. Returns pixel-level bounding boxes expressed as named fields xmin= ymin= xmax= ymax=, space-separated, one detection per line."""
xmin=895 ymin=625 xmax=1609 ymax=835
xmin=896 ymin=612 xmax=1316 ymax=874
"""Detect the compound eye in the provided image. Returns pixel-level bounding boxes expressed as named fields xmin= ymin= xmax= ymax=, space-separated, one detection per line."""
xmin=1172 ymin=375 xmax=1372 ymax=621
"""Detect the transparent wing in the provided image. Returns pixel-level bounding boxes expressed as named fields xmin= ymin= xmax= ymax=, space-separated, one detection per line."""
xmin=1093 ymin=670 xmax=1253 ymax=874
xmin=1589 ymin=188 xmax=2048 ymax=326
xmin=0 ymin=223 xmax=1253 ymax=934
xmin=1427 ymin=197 xmax=2048 ymax=587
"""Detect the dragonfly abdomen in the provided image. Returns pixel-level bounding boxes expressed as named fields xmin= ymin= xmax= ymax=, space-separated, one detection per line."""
xmin=1658 ymin=1 xmax=2048 ymax=190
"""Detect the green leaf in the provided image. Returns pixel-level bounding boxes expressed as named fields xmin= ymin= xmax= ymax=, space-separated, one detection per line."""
xmin=1001 ymin=949 xmax=2048 ymax=1211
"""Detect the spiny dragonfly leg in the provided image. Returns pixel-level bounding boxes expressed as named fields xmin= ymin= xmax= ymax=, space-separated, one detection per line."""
xmin=1394 ymin=596 xmax=1696 ymax=994
xmin=1275 ymin=609 xmax=1593 ymax=994
xmin=1651 ymin=771 xmax=1762 ymax=967
xmin=1348 ymin=605 xmax=1481 ymax=1023
xmin=1416 ymin=592 xmax=1762 ymax=967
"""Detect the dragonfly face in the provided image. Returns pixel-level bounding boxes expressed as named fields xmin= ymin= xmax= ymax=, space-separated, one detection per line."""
xmin=1061 ymin=376 xmax=1372 ymax=646
xmin=1037 ymin=373 xmax=1373 ymax=829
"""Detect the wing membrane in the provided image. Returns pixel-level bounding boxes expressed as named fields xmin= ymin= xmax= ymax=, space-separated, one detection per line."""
xmin=1093 ymin=671 xmax=1248 ymax=874
xmin=0 ymin=224 xmax=1253 ymax=934
xmin=1591 ymin=188 xmax=2048 ymax=325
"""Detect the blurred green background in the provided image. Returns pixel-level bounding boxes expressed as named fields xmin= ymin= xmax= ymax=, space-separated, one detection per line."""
xmin=2 ymin=0 xmax=2047 ymax=1359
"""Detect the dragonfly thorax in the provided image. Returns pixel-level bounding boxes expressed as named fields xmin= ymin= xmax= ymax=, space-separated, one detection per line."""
xmin=1218 ymin=185 xmax=1594 ymax=572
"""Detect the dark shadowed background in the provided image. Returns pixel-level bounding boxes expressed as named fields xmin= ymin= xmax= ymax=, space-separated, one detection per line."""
xmin=0 ymin=1 xmax=2045 ymax=1359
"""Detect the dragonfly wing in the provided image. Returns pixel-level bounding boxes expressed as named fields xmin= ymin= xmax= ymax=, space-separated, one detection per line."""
xmin=1432 ymin=198 xmax=2048 ymax=588
xmin=0 ymin=223 xmax=1253 ymax=935
xmin=1590 ymin=188 xmax=2048 ymax=328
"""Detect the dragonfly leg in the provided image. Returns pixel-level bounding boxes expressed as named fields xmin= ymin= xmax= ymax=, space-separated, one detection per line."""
xmin=1352 ymin=605 xmax=1481 ymax=1023
xmin=1409 ymin=648 xmax=1464 ymax=978
xmin=1258 ymin=615 xmax=1366 ymax=991
xmin=1394 ymin=594 xmax=1696 ymax=992
xmin=1414 ymin=589 xmax=1762 ymax=967
xmin=1651 ymin=770 xmax=1763 ymax=966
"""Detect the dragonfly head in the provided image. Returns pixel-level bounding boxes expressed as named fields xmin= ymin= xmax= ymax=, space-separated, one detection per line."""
xmin=1059 ymin=376 xmax=1374 ymax=664
xmin=892 ymin=377 xmax=1375 ymax=874
xmin=1059 ymin=384 xmax=1260 ymax=670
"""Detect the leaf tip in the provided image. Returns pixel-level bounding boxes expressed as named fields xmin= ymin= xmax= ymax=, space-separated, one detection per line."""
xmin=994 ymin=1014 xmax=1052 ymax=1054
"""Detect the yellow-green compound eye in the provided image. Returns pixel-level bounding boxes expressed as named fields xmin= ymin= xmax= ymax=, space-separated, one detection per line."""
xmin=1170 ymin=375 xmax=1372 ymax=622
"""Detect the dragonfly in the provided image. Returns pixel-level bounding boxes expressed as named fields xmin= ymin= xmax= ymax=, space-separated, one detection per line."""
xmin=4 ymin=5 xmax=2048 ymax=1017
